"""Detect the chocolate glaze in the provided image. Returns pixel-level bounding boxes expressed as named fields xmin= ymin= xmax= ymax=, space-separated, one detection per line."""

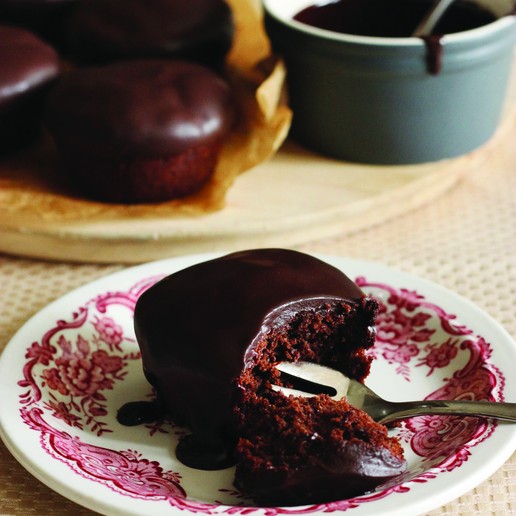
xmin=45 ymin=59 xmax=234 ymax=158
xmin=423 ymin=34 xmax=444 ymax=75
xmin=294 ymin=0 xmax=497 ymax=38
xmin=66 ymin=0 xmax=234 ymax=68
xmin=0 ymin=0 xmax=77 ymax=49
xmin=116 ymin=400 xmax=164 ymax=427
xmin=129 ymin=249 xmax=365 ymax=468
xmin=0 ymin=25 xmax=59 ymax=153
xmin=0 ymin=0 xmax=75 ymax=16
xmin=176 ymin=434 xmax=236 ymax=470
xmin=294 ymin=0 xmax=497 ymax=74
xmin=235 ymin=442 xmax=407 ymax=505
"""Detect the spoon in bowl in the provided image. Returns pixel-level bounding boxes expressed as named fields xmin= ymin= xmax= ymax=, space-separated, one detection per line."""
xmin=272 ymin=361 xmax=516 ymax=424
xmin=412 ymin=0 xmax=456 ymax=37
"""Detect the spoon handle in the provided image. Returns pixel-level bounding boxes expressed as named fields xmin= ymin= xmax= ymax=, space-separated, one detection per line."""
xmin=412 ymin=0 xmax=456 ymax=37
xmin=377 ymin=399 xmax=516 ymax=424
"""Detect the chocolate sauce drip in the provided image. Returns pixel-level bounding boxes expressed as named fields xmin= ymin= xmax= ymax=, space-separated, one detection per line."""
xmin=116 ymin=400 xmax=164 ymax=426
xmin=423 ymin=34 xmax=443 ymax=75
xmin=117 ymin=400 xmax=236 ymax=469
xmin=176 ymin=435 xmax=235 ymax=470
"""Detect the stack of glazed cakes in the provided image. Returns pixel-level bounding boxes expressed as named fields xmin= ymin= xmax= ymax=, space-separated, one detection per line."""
xmin=0 ymin=0 xmax=236 ymax=203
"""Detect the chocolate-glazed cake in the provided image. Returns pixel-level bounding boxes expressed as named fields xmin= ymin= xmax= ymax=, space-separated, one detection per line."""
xmin=128 ymin=249 xmax=406 ymax=505
xmin=0 ymin=24 xmax=59 ymax=154
xmin=44 ymin=59 xmax=235 ymax=203
xmin=66 ymin=0 xmax=234 ymax=69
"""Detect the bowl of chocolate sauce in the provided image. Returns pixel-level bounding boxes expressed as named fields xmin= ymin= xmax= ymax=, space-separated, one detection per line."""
xmin=263 ymin=0 xmax=515 ymax=164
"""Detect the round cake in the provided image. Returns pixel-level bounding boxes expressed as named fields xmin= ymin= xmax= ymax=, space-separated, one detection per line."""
xmin=44 ymin=59 xmax=235 ymax=203
xmin=0 ymin=24 xmax=60 ymax=155
xmin=123 ymin=249 xmax=407 ymax=505
xmin=66 ymin=0 xmax=234 ymax=68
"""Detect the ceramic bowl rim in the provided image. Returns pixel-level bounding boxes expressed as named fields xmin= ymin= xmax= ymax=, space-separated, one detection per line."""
xmin=262 ymin=0 xmax=516 ymax=48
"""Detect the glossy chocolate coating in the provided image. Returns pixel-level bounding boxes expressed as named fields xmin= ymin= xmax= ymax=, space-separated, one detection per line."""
xmin=133 ymin=249 xmax=365 ymax=466
xmin=0 ymin=0 xmax=77 ymax=48
xmin=294 ymin=0 xmax=497 ymax=38
xmin=67 ymin=0 xmax=234 ymax=68
xmin=0 ymin=25 xmax=59 ymax=153
xmin=0 ymin=0 xmax=75 ymax=15
xmin=45 ymin=59 xmax=234 ymax=158
xmin=235 ymin=442 xmax=407 ymax=505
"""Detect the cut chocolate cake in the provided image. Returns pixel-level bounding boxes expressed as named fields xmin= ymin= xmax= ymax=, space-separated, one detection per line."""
xmin=125 ymin=248 xmax=406 ymax=505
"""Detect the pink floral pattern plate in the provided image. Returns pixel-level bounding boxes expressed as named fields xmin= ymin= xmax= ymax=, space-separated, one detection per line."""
xmin=1 ymin=253 xmax=515 ymax=516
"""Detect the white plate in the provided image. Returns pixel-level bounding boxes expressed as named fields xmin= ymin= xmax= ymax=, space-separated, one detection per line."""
xmin=0 ymin=253 xmax=515 ymax=516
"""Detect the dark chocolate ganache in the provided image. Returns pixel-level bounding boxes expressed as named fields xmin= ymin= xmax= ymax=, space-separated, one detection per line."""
xmin=0 ymin=25 xmax=59 ymax=153
xmin=119 ymin=249 xmax=366 ymax=470
xmin=44 ymin=59 xmax=234 ymax=159
xmin=235 ymin=441 xmax=407 ymax=505
xmin=293 ymin=0 xmax=497 ymax=38
xmin=294 ymin=0 xmax=498 ymax=74
xmin=66 ymin=0 xmax=234 ymax=68
xmin=0 ymin=0 xmax=77 ymax=48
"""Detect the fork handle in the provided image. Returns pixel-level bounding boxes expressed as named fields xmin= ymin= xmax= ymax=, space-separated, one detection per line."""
xmin=376 ymin=400 xmax=516 ymax=424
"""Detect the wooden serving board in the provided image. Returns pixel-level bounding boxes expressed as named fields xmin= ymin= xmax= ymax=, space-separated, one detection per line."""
xmin=0 ymin=103 xmax=513 ymax=265
xmin=1 ymin=0 xmax=514 ymax=265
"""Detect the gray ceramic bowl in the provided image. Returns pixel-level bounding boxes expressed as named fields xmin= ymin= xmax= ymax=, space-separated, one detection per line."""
xmin=263 ymin=0 xmax=516 ymax=164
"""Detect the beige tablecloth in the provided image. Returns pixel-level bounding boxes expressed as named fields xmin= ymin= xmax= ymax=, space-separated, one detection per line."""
xmin=1 ymin=122 xmax=515 ymax=514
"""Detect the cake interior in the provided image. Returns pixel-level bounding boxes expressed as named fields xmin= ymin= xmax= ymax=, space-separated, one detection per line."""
xmin=233 ymin=299 xmax=406 ymax=505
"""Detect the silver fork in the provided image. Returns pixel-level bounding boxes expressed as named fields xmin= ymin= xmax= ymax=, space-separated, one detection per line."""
xmin=273 ymin=361 xmax=516 ymax=424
